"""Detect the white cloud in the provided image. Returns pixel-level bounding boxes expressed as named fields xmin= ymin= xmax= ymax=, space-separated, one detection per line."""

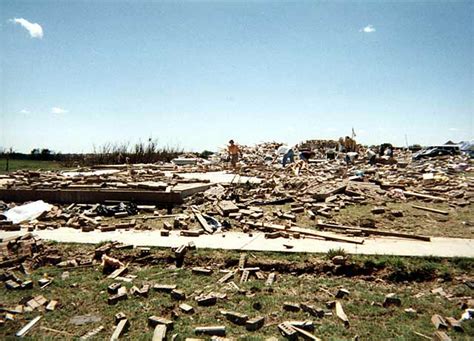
xmin=360 ymin=25 xmax=376 ymax=33
xmin=20 ymin=109 xmax=30 ymax=114
xmin=9 ymin=18 xmax=43 ymax=39
xmin=449 ymin=128 xmax=460 ymax=131
xmin=51 ymin=107 xmax=68 ymax=114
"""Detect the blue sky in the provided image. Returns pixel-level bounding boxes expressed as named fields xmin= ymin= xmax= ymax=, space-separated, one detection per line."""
xmin=1 ymin=1 xmax=472 ymax=153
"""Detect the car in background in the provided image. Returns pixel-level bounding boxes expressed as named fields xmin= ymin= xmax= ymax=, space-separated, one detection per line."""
xmin=412 ymin=145 xmax=460 ymax=160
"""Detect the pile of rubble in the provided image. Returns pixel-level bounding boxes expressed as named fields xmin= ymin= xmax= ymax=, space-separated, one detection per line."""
xmin=0 ymin=146 xmax=472 ymax=244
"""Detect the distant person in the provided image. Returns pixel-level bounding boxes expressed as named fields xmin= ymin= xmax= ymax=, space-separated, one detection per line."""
xmin=299 ymin=150 xmax=316 ymax=163
xmin=366 ymin=148 xmax=376 ymax=165
xmin=227 ymin=140 xmax=242 ymax=168
xmin=276 ymin=144 xmax=294 ymax=167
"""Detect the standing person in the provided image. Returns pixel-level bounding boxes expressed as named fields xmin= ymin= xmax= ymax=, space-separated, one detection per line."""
xmin=227 ymin=140 xmax=241 ymax=168
xmin=276 ymin=144 xmax=294 ymax=167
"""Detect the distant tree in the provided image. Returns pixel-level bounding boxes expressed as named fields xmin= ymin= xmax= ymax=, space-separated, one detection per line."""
xmin=199 ymin=150 xmax=214 ymax=159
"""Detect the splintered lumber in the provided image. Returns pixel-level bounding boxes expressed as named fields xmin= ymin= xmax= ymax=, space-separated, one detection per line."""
xmin=445 ymin=317 xmax=463 ymax=332
xmin=403 ymin=191 xmax=447 ymax=202
xmin=238 ymin=254 xmax=246 ymax=269
xmin=218 ymin=271 xmax=234 ymax=284
xmin=431 ymin=314 xmax=448 ymax=330
xmin=412 ymin=205 xmax=449 ymax=215
xmin=335 ymin=301 xmax=349 ymax=327
xmin=110 ymin=318 xmax=129 ymax=340
xmin=291 ymin=325 xmax=322 ymax=341
xmin=433 ymin=331 xmax=452 ymax=341
xmin=317 ymin=222 xmax=431 ymax=242
xmin=80 ymin=326 xmax=105 ymax=340
xmin=16 ymin=316 xmax=42 ymax=337
xmin=192 ymin=208 xmax=213 ymax=234
xmin=244 ymin=220 xmax=364 ymax=244
xmin=152 ymin=325 xmax=167 ymax=341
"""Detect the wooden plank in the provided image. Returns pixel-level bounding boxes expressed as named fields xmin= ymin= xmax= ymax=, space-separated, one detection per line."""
xmin=16 ymin=316 xmax=42 ymax=337
xmin=317 ymin=222 xmax=431 ymax=242
xmin=192 ymin=208 xmax=213 ymax=234
xmin=412 ymin=205 xmax=449 ymax=215
xmin=403 ymin=191 xmax=447 ymax=202
xmin=335 ymin=301 xmax=349 ymax=327
xmin=291 ymin=325 xmax=322 ymax=341
xmin=110 ymin=319 xmax=129 ymax=340
xmin=244 ymin=220 xmax=364 ymax=244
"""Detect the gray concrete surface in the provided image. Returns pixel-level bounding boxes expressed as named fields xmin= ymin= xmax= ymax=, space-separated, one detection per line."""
xmin=1 ymin=228 xmax=473 ymax=258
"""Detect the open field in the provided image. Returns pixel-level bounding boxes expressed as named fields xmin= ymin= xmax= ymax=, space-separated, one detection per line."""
xmin=1 ymin=242 xmax=473 ymax=340
xmin=0 ymin=159 xmax=66 ymax=174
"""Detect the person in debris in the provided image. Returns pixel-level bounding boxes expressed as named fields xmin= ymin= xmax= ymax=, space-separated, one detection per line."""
xmin=299 ymin=150 xmax=316 ymax=163
xmin=276 ymin=144 xmax=294 ymax=167
xmin=344 ymin=152 xmax=358 ymax=165
xmin=227 ymin=140 xmax=242 ymax=168
xmin=366 ymin=148 xmax=377 ymax=165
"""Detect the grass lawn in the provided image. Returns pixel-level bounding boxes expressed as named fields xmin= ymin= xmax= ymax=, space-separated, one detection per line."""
xmin=0 ymin=159 xmax=66 ymax=174
xmin=1 ymin=243 xmax=473 ymax=340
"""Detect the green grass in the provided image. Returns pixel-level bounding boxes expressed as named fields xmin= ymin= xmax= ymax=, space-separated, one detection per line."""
xmin=1 ymin=244 xmax=473 ymax=340
xmin=0 ymin=159 xmax=66 ymax=173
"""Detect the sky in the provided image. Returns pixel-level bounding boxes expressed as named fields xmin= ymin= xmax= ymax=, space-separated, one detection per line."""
xmin=1 ymin=0 xmax=473 ymax=153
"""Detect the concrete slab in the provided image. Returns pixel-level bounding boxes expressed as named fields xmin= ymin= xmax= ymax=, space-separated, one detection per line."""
xmin=166 ymin=171 xmax=262 ymax=184
xmin=1 ymin=228 xmax=473 ymax=258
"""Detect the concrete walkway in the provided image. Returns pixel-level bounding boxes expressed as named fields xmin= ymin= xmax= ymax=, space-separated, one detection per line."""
xmin=1 ymin=228 xmax=473 ymax=258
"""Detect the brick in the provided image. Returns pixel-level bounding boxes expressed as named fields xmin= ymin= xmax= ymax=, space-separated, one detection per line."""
xmin=196 ymin=295 xmax=217 ymax=307
xmin=240 ymin=270 xmax=249 ymax=283
xmin=153 ymin=284 xmax=176 ymax=292
xmin=238 ymin=254 xmax=246 ymax=269
xmin=223 ymin=311 xmax=248 ymax=325
xmin=179 ymin=303 xmax=194 ymax=313
xmin=148 ymin=316 xmax=174 ymax=329
xmin=278 ymin=322 xmax=297 ymax=338
xmin=192 ymin=267 xmax=212 ymax=275
xmin=245 ymin=316 xmax=264 ymax=331
xmin=335 ymin=289 xmax=350 ymax=299
xmin=46 ymin=300 xmax=58 ymax=311
xmin=194 ymin=326 xmax=226 ymax=336
xmin=283 ymin=302 xmax=301 ymax=312
xmin=5 ymin=280 xmax=20 ymax=290
xmin=265 ymin=273 xmax=276 ymax=286
xmin=383 ymin=293 xmax=401 ymax=307
xmin=180 ymin=230 xmax=202 ymax=237
xmin=108 ymin=292 xmax=127 ymax=305
xmin=288 ymin=320 xmax=315 ymax=332
xmin=115 ymin=312 xmax=127 ymax=323
xmin=108 ymin=283 xmax=122 ymax=295
xmin=170 ymin=289 xmax=186 ymax=300
xmin=152 ymin=324 xmax=167 ymax=341
xmin=301 ymin=303 xmax=325 ymax=318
